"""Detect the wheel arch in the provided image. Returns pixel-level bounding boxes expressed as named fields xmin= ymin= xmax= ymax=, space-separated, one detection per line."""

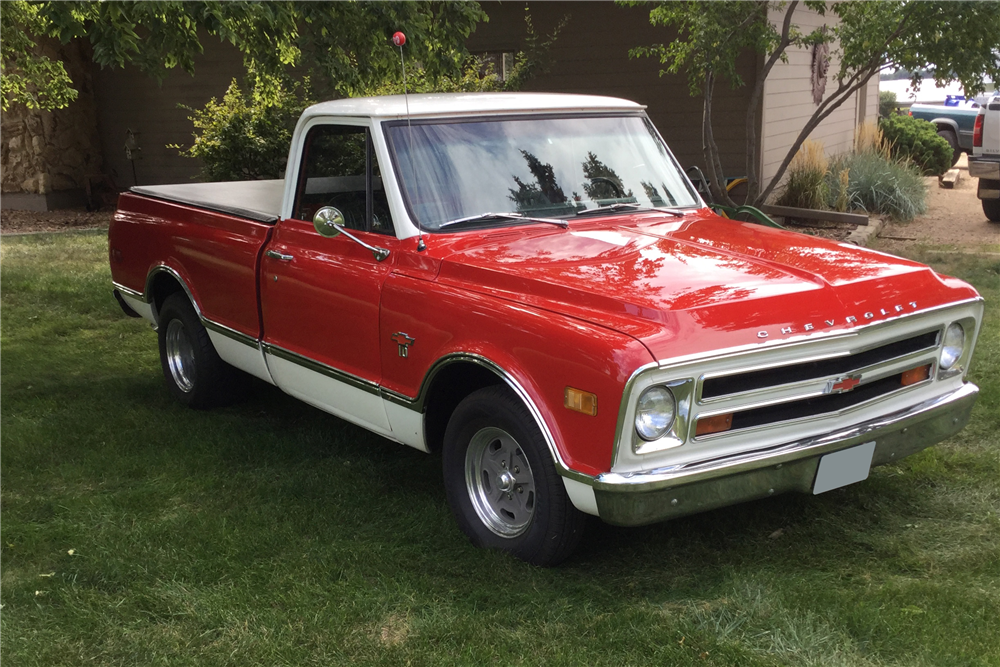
xmin=931 ymin=118 xmax=960 ymax=134
xmin=416 ymin=353 xmax=583 ymax=482
xmin=144 ymin=265 xmax=199 ymax=323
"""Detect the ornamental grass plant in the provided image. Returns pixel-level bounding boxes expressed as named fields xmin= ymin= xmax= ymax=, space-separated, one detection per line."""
xmin=825 ymin=151 xmax=927 ymax=221
xmin=774 ymin=140 xmax=829 ymax=210
xmin=773 ymin=124 xmax=926 ymax=222
xmin=825 ymin=123 xmax=927 ymax=221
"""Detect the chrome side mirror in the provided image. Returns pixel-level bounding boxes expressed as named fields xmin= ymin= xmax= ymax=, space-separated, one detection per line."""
xmin=310 ymin=206 xmax=391 ymax=262
xmin=313 ymin=206 xmax=345 ymax=238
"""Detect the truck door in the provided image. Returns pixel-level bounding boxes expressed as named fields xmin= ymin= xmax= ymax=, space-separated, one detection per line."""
xmin=260 ymin=122 xmax=398 ymax=436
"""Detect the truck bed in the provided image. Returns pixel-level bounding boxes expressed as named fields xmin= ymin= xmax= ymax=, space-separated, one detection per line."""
xmin=131 ymin=179 xmax=284 ymax=224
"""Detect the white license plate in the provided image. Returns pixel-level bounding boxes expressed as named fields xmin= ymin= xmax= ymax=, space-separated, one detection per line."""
xmin=813 ymin=441 xmax=876 ymax=494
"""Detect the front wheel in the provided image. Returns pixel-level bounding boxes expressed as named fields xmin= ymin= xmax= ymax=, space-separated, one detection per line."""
xmin=443 ymin=386 xmax=585 ymax=566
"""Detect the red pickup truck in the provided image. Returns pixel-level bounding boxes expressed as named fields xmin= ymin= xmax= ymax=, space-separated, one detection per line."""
xmin=110 ymin=93 xmax=983 ymax=565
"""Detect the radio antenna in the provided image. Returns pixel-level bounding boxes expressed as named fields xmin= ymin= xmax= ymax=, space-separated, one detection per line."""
xmin=393 ymin=31 xmax=426 ymax=252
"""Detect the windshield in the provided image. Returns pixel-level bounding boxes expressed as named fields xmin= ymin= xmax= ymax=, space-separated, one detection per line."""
xmin=384 ymin=114 xmax=702 ymax=232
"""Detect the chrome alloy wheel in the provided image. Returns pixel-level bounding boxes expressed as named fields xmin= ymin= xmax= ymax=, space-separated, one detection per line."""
xmin=164 ymin=319 xmax=197 ymax=393
xmin=464 ymin=426 xmax=536 ymax=537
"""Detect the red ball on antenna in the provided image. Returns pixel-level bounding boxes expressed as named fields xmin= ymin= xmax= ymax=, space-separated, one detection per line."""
xmin=392 ymin=32 xmax=406 ymax=47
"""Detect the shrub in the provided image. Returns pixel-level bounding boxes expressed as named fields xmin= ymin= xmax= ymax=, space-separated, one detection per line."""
xmin=825 ymin=151 xmax=927 ymax=221
xmin=172 ymin=75 xmax=313 ymax=181
xmin=775 ymin=140 xmax=829 ymax=210
xmin=879 ymin=90 xmax=898 ymax=118
xmin=879 ymin=114 xmax=953 ymax=176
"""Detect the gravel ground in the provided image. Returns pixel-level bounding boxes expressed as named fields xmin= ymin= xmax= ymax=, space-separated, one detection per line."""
xmin=875 ymin=155 xmax=999 ymax=253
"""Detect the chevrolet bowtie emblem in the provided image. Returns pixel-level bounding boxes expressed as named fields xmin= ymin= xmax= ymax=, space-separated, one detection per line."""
xmin=391 ymin=332 xmax=415 ymax=358
xmin=826 ymin=374 xmax=861 ymax=394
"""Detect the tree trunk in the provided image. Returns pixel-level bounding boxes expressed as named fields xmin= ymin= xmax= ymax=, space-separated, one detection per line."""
xmin=701 ymin=72 xmax=735 ymax=207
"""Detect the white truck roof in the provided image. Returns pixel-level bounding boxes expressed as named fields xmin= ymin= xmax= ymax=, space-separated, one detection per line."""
xmin=302 ymin=92 xmax=645 ymax=121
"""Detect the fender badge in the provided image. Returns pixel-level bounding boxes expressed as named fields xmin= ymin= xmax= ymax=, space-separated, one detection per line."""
xmin=391 ymin=332 xmax=415 ymax=358
xmin=825 ymin=374 xmax=861 ymax=394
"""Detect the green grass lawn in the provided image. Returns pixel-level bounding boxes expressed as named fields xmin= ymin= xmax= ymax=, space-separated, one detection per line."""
xmin=2 ymin=231 xmax=998 ymax=666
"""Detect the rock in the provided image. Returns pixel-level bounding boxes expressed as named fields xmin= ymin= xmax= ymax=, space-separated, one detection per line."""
xmin=51 ymin=173 xmax=77 ymax=190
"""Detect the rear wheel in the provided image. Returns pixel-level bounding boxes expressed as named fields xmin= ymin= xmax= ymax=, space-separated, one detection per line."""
xmin=938 ymin=128 xmax=960 ymax=167
xmin=984 ymin=197 xmax=1000 ymax=222
xmin=157 ymin=292 xmax=244 ymax=408
xmin=442 ymin=386 xmax=585 ymax=566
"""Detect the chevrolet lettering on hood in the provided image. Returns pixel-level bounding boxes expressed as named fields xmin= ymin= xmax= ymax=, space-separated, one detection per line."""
xmin=109 ymin=91 xmax=983 ymax=567
xmin=757 ymin=302 xmax=921 ymax=338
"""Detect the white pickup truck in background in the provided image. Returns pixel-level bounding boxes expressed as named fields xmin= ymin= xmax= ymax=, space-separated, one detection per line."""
xmin=968 ymin=93 xmax=1000 ymax=222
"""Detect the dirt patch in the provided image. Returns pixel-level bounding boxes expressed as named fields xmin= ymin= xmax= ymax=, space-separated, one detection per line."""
xmin=1 ymin=207 xmax=112 ymax=235
xmin=875 ymin=155 xmax=999 ymax=253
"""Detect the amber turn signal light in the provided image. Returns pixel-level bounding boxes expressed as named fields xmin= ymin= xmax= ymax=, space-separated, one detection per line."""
xmin=900 ymin=364 xmax=931 ymax=387
xmin=564 ymin=387 xmax=598 ymax=416
xmin=696 ymin=413 xmax=733 ymax=436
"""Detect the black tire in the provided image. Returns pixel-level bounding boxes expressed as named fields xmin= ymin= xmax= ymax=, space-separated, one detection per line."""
xmin=938 ymin=128 xmax=961 ymax=167
xmin=984 ymin=198 xmax=1000 ymax=222
xmin=442 ymin=386 xmax=585 ymax=566
xmin=157 ymin=292 xmax=244 ymax=409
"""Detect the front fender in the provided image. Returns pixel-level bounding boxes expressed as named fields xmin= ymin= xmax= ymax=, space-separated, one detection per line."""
xmin=379 ymin=272 xmax=655 ymax=477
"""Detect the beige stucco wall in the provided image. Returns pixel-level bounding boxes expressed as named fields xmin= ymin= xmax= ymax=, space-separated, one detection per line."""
xmin=1 ymin=37 xmax=103 ymax=198
xmin=760 ymin=4 xmax=880 ymax=187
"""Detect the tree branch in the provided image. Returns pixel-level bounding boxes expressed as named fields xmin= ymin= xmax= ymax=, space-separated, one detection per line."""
xmin=754 ymin=5 xmax=917 ymax=205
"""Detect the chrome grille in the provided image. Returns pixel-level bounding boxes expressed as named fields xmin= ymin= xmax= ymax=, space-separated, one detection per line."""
xmin=701 ymin=330 xmax=938 ymax=400
xmin=694 ymin=329 xmax=942 ymax=438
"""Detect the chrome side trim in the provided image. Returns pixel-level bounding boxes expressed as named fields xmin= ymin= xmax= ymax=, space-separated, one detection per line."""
xmin=595 ymin=382 xmax=978 ymax=493
xmin=144 ymin=264 xmax=202 ymax=320
xmin=261 ymin=343 xmax=381 ymax=396
xmin=380 ymin=352 xmax=591 ymax=484
xmin=202 ymin=318 xmax=259 ymax=348
xmin=112 ymin=281 xmax=145 ymax=301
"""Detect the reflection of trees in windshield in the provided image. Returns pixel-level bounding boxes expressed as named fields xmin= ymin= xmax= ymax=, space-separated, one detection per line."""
xmin=508 ymin=150 xmax=567 ymax=211
xmin=641 ymin=181 xmax=678 ymax=207
xmin=582 ymin=152 xmax=633 ymax=201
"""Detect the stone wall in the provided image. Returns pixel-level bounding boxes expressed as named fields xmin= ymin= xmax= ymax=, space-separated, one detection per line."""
xmin=1 ymin=37 xmax=104 ymax=200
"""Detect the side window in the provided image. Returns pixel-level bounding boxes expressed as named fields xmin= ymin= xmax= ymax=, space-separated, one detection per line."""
xmin=293 ymin=125 xmax=395 ymax=235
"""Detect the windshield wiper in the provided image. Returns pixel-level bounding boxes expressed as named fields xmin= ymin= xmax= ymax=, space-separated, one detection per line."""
xmin=575 ymin=203 xmax=686 ymax=218
xmin=439 ymin=212 xmax=569 ymax=230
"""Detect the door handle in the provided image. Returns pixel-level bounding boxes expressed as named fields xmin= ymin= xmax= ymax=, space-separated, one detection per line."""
xmin=265 ymin=249 xmax=294 ymax=261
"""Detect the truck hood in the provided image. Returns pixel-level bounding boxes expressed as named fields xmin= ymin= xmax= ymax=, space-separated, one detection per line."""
xmin=435 ymin=211 xmax=978 ymax=359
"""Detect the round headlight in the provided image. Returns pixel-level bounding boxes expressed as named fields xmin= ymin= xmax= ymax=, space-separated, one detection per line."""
xmin=635 ymin=386 xmax=676 ymax=441
xmin=940 ymin=322 xmax=965 ymax=370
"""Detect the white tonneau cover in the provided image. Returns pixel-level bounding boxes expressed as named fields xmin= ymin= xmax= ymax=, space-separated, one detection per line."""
xmin=131 ymin=180 xmax=285 ymax=224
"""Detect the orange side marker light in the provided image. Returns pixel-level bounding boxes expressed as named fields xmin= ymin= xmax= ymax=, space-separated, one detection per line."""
xmin=564 ymin=387 xmax=598 ymax=416
xmin=900 ymin=364 xmax=931 ymax=387
xmin=696 ymin=413 xmax=733 ymax=436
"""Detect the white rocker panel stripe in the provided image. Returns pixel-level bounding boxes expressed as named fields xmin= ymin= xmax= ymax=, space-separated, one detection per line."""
xmin=206 ymin=330 xmax=275 ymax=385
xmin=264 ymin=349 xmax=395 ymax=437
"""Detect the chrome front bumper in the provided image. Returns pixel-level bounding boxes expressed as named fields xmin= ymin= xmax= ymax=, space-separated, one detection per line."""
xmin=591 ymin=383 xmax=979 ymax=526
